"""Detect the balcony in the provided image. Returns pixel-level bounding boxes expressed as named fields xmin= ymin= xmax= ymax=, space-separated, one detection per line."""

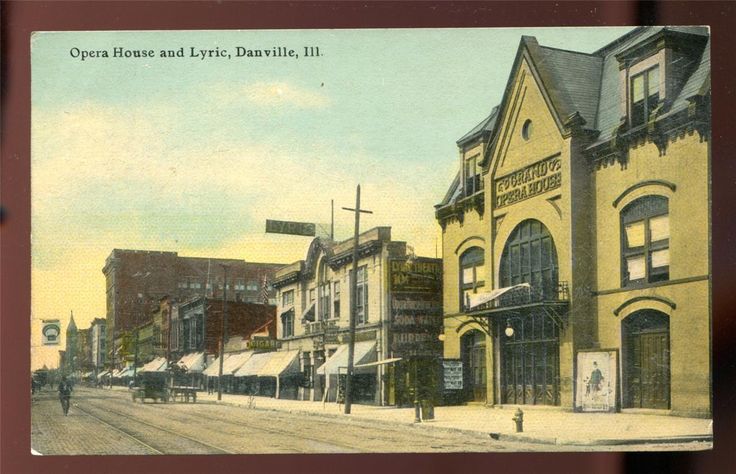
xmin=304 ymin=319 xmax=339 ymax=336
xmin=465 ymin=281 xmax=569 ymax=313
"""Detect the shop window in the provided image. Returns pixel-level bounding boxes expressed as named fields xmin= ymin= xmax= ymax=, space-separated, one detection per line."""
xmin=630 ymin=66 xmax=660 ymax=127
xmin=302 ymin=352 xmax=313 ymax=388
xmin=282 ymin=310 xmax=294 ymax=338
xmin=621 ymin=195 xmax=669 ymax=286
xmin=459 ymin=247 xmax=485 ymax=310
xmin=195 ymin=314 xmax=203 ymax=348
xmin=356 ymin=266 xmax=369 ymax=324
xmin=282 ymin=289 xmax=294 ymax=307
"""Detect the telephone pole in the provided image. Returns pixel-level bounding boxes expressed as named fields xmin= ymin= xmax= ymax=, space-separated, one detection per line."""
xmin=341 ymin=185 xmax=372 ymax=414
xmin=217 ymin=264 xmax=229 ymax=401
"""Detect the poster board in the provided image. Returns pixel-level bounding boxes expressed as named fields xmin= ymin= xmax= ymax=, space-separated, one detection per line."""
xmin=575 ymin=349 xmax=618 ymax=413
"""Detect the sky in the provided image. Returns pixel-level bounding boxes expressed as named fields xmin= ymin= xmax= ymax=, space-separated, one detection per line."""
xmin=31 ymin=27 xmax=633 ymax=369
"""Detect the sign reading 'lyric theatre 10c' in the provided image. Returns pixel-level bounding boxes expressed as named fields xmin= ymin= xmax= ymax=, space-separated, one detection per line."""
xmin=389 ymin=258 xmax=443 ymax=358
xmin=495 ymin=154 xmax=562 ymax=208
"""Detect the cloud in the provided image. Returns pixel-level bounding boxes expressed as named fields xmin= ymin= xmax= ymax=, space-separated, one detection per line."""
xmin=30 ymin=99 xmax=445 ymax=360
xmin=213 ymin=81 xmax=330 ymax=109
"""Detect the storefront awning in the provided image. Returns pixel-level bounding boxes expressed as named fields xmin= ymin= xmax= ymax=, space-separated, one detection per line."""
xmin=300 ymin=302 xmax=315 ymax=322
xmin=354 ymin=357 xmax=402 ymax=369
xmin=96 ymin=370 xmax=111 ymax=379
xmin=176 ymin=352 xmax=206 ymax=373
xmin=257 ymin=350 xmax=300 ymax=377
xmin=317 ymin=341 xmax=377 ymax=376
xmin=139 ymin=357 xmax=168 ymax=373
xmin=234 ymin=352 xmax=274 ymax=377
xmin=203 ymin=355 xmax=228 ymax=376
xmin=116 ymin=367 xmax=134 ymax=378
xmin=222 ymin=351 xmax=254 ymax=375
xmin=468 ymin=283 xmax=531 ymax=310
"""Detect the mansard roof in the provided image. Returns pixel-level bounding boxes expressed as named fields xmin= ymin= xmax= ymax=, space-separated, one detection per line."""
xmin=437 ymin=26 xmax=710 ymax=212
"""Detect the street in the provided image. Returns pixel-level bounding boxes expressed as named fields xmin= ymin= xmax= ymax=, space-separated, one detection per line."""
xmin=31 ymin=386 xmax=708 ymax=455
xmin=32 ymin=386 xmax=515 ymax=454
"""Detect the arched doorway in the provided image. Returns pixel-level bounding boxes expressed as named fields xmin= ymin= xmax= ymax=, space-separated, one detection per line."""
xmin=460 ymin=330 xmax=486 ymax=402
xmin=498 ymin=219 xmax=561 ymax=405
xmin=623 ymin=310 xmax=670 ymax=409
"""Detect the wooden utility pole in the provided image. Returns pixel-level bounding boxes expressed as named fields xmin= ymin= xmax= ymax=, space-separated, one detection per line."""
xmin=217 ymin=264 xmax=229 ymax=401
xmin=341 ymin=185 xmax=372 ymax=414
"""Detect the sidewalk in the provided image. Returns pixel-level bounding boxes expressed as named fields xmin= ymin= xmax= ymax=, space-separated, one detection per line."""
xmin=193 ymin=390 xmax=713 ymax=447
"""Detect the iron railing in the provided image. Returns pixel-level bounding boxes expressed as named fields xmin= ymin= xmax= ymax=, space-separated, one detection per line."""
xmin=467 ymin=281 xmax=569 ymax=312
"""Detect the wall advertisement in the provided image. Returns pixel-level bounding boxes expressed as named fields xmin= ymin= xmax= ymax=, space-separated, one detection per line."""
xmin=575 ymin=350 xmax=618 ymax=413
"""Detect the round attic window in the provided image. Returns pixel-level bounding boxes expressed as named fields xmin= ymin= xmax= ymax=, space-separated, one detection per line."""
xmin=522 ymin=119 xmax=533 ymax=140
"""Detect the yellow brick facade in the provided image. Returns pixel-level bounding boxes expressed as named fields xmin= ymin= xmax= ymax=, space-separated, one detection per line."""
xmin=436 ymin=29 xmax=710 ymax=417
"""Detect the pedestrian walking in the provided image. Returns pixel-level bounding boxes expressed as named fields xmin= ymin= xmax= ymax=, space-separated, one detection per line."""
xmin=58 ymin=376 xmax=73 ymax=416
xmin=207 ymin=377 xmax=214 ymax=394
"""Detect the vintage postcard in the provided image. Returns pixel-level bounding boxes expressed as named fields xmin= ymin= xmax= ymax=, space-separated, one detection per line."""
xmin=30 ymin=26 xmax=712 ymax=454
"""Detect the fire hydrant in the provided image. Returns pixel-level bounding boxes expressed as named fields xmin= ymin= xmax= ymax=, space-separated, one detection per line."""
xmin=512 ymin=408 xmax=524 ymax=433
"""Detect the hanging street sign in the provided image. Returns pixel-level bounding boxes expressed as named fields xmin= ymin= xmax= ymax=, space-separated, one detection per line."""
xmin=265 ymin=219 xmax=316 ymax=237
xmin=41 ymin=319 xmax=61 ymax=345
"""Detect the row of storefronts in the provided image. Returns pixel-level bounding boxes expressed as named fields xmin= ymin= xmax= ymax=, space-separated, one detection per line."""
xmin=272 ymin=227 xmax=445 ymax=406
xmin=86 ymin=27 xmax=709 ymax=419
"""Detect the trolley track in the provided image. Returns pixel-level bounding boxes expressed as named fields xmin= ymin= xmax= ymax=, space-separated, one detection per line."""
xmin=84 ymin=389 xmax=495 ymax=453
xmin=75 ymin=400 xmax=236 ymax=454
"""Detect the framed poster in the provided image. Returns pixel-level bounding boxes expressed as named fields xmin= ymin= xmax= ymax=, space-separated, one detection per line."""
xmin=575 ymin=350 xmax=618 ymax=413
xmin=442 ymin=359 xmax=463 ymax=391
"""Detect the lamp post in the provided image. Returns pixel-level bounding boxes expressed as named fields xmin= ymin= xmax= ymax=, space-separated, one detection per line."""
xmin=217 ymin=264 xmax=229 ymax=401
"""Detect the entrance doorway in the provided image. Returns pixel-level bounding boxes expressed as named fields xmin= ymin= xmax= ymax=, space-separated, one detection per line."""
xmin=623 ymin=310 xmax=670 ymax=409
xmin=498 ymin=313 xmax=560 ymax=405
xmin=460 ymin=330 xmax=486 ymax=402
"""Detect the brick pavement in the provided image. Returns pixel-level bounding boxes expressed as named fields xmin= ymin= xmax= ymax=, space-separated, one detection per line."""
xmin=31 ymin=388 xmax=156 ymax=455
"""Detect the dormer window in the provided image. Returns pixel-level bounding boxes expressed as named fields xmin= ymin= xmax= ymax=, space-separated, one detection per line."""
xmin=464 ymin=154 xmax=482 ymax=197
xmin=630 ymin=66 xmax=660 ymax=127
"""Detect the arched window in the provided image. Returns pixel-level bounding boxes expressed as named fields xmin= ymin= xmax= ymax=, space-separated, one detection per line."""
xmin=318 ymin=259 xmax=331 ymax=321
xmin=621 ymin=195 xmax=669 ymax=286
xmin=459 ymin=247 xmax=485 ymax=310
xmin=499 ymin=219 xmax=558 ymax=299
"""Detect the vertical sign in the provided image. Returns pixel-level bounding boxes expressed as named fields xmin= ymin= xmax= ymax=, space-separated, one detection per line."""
xmin=389 ymin=258 xmax=443 ymax=358
xmin=42 ymin=319 xmax=61 ymax=345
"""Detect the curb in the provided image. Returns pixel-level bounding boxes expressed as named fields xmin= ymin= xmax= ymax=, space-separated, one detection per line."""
xmin=490 ymin=432 xmax=713 ymax=446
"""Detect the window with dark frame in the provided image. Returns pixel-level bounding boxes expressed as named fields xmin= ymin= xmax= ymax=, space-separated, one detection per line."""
xmin=282 ymin=289 xmax=294 ymax=307
xmin=499 ymin=219 xmax=559 ymax=300
xmin=630 ymin=66 xmax=660 ymax=127
xmin=621 ymin=195 xmax=670 ymax=286
xmin=282 ymin=310 xmax=294 ymax=338
xmin=459 ymin=247 xmax=485 ymax=310
xmin=356 ymin=266 xmax=369 ymax=324
xmin=464 ymin=155 xmax=483 ymax=197
xmin=333 ymin=281 xmax=340 ymax=319
xmin=318 ymin=261 xmax=330 ymax=321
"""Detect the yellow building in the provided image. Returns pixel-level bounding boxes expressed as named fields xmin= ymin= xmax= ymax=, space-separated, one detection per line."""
xmin=435 ymin=27 xmax=710 ymax=417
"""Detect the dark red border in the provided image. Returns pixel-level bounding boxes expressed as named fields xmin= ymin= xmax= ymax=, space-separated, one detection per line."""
xmin=3 ymin=2 xmax=735 ymax=474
